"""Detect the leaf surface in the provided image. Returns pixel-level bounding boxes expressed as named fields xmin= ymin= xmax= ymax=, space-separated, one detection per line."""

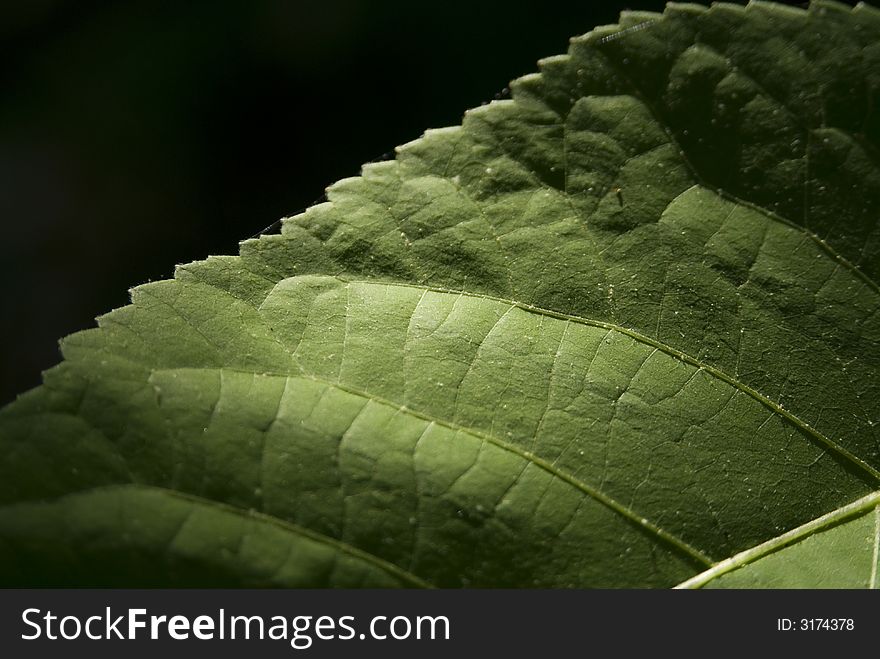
xmin=2 ymin=0 xmax=880 ymax=587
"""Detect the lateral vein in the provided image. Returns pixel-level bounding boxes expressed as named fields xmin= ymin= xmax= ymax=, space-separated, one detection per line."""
xmin=155 ymin=365 xmax=715 ymax=569
xmin=341 ymin=278 xmax=880 ymax=484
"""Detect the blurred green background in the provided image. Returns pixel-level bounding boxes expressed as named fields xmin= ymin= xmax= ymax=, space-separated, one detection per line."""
xmin=1 ymin=0 xmax=820 ymax=404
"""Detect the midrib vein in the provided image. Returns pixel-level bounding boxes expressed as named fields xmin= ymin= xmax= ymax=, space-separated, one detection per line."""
xmin=155 ymin=365 xmax=714 ymax=568
xmin=675 ymin=490 xmax=880 ymax=589
xmin=339 ymin=277 xmax=880 ymax=484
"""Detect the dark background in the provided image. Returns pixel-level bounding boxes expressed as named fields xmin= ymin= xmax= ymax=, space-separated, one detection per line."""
xmin=0 ymin=0 xmax=827 ymax=404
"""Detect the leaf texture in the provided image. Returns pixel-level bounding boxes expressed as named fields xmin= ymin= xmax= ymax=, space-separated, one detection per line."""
xmin=2 ymin=0 xmax=880 ymax=587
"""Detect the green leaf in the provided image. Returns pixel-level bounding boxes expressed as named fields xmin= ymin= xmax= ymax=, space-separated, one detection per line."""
xmin=2 ymin=0 xmax=880 ymax=588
